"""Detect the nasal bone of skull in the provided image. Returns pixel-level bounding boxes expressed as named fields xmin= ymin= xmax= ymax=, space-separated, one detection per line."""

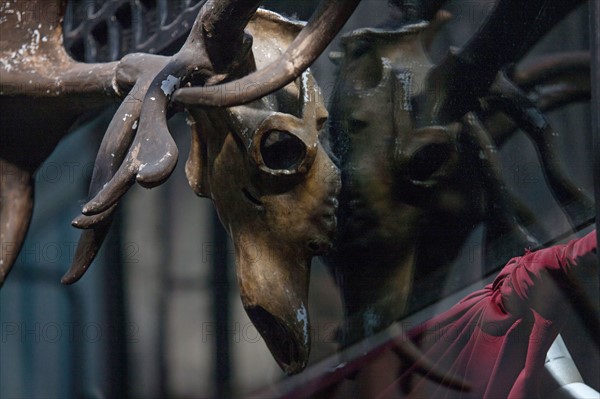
xmin=234 ymin=234 xmax=312 ymax=374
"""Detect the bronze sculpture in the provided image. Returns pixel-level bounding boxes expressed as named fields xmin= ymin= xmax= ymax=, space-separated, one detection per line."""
xmin=0 ymin=0 xmax=362 ymax=374
xmin=2 ymin=0 xmax=462 ymax=379
xmin=1 ymin=0 xmax=596 ymax=389
xmin=180 ymin=11 xmax=342 ymax=374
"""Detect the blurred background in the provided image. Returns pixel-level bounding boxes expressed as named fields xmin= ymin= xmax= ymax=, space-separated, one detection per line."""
xmin=0 ymin=0 xmax=596 ymax=398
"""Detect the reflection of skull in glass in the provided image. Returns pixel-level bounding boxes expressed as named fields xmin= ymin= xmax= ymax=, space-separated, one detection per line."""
xmin=327 ymin=19 xmax=538 ymax=345
xmin=327 ymin=23 xmax=462 ymax=343
xmin=185 ymin=11 xmax=341 ymax=374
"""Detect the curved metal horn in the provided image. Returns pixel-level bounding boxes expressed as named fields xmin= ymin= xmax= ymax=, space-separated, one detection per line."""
xmin=0 ymin=0 xmax=122 ymax=286
xmin=421 ymin=0 xmax=586 ymax=124
xmin=62 ymin=83 xmax=144 ymax=283
xmin=81 ymin=1 xmax=264 ymax=216
xmin=172 ymin=0 xmax=362 ymax=107
xmin=200 ymin=0 xmax=263 ymax=73
xmin=487 ymin=73 xmax=595 ymax=229
xmin=484 ymin=52 xmax=591 ymax=145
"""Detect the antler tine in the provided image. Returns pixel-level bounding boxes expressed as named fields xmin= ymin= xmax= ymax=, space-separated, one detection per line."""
xmin=488 ymin=73 xmax=595 ymax=229
xmin=422 ymin=0 xmax=586 ymax=125
xmin=61 ymin=223 xmax=114 ymax=284
xmin=62 ymin=84 xmax=144 ymax=283
xmin=201 ymin=0 xmax=263 ymax=39
xmin=82 ymin=0 xmax=267 ymax=216
xmin=513 ymin=51 xmax=591 ymax=91
xmin=192 ymin=0 xmax=263 ymax=74
xmin=485 ymin=52 xmax=591 ymax=145
xmin=461 ymin=113 xmax=543 ymax=267
xmin=172 ymin=0 xmax=362 ymax=107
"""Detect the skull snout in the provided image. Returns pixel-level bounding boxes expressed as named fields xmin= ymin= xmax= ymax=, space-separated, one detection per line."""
xmin=235 ymin=234 xmax=312 ymax=375
xmin=245 ymin=305 xmax=309 ymax=374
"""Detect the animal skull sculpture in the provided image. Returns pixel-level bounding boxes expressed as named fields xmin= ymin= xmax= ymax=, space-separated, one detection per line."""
xmin=4 ymin=0 xmax=589 ymax=381
xmin=184 ymin=11 xmax=341 ymax=373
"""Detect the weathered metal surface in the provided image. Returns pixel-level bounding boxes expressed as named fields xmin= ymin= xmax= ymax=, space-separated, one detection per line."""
xmin=1 ymin=0 xmax=120 ymax=284
xmin=1 ymin=0 xmax=596 ymax=385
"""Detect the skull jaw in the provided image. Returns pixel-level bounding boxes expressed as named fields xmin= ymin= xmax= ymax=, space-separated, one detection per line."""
xmin=234 ymin=233 xmax=312 ymax=374
xmin=245 ymin=304 xmax=310 ymax=374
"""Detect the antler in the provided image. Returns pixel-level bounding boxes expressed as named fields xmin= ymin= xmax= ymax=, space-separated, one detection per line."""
xmin=79 ymin=0 xmax=261 ymax=215
xmin=80 ymin=0 xmax=361 ymax=215
xmin=69 ymin=0 xmax=360 ymax=281
xmin=66 ymin=0 xmax=266 ymax=282
xmin=486 ymin=52 xmax=591 ymax=143
xmin=420 ymin=0 xmax=586 ymax=125
xmin=0 ymin=0 xmax=122 ymax=286
xmin=172 ymin=0 xmax=362 ymax=107
xmin=485 ymin=72 xmax=595 ymax=230
xmin=64 ymin=1 xmax=264 ymax=282
xmin=457 ymin=114 xmax=542 ymax=267
xmin=63 ymin=53 xmax=171 ymax=283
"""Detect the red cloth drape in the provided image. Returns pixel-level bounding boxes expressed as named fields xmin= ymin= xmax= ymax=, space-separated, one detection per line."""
xmin=388 ymin=230 xmax=598 ymax=398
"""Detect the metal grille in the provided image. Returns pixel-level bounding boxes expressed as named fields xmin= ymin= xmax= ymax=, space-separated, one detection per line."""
xmin=62 ymin=0 xmax=206 ymax=62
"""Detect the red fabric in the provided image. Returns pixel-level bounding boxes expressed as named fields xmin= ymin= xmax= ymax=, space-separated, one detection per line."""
xmin=387 ymin=230 xmax=597 ymax=399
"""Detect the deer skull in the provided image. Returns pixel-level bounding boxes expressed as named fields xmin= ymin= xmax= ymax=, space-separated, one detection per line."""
xmin=184 ymin=11 xmax=341 ymax=374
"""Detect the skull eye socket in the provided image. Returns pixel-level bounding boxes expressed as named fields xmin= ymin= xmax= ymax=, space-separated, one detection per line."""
xmin=408 ymin=143 xmax=453 ymax=183
xmin=260 ymin=130 xmax=307 ymax=171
